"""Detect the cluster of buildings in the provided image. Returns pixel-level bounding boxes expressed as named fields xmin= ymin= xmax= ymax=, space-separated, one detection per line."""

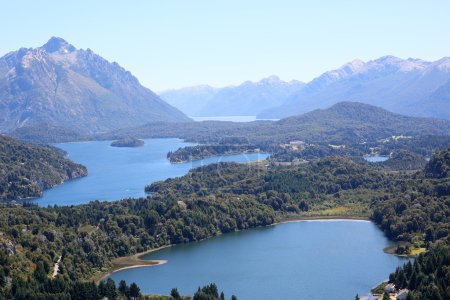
xmin=280 ymin=140 xmax=307 ymax=151
xmin=359 ymin=284 xmax=409 ymax=300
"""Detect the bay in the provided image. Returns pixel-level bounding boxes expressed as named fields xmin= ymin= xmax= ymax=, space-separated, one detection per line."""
xmin=29 ymin=138 xmax=268 ymax=206
xmin=109 ymin=220 xmax=407 ymax=300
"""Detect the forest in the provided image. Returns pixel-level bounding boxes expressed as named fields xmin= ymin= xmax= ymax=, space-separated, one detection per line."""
xmin=0 ymin=135 xmax=87 ymax=200
xmin=0 ymin=146 xmax=449 ymax=299
xmin=111 ymin=138 xmax=145 ymax=148
xmin=167 ymin=144 xmax=260 ymax=163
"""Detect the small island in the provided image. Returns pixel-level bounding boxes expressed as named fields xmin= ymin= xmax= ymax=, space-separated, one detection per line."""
xmin=111 ymin=138 xmax=145 ymax=148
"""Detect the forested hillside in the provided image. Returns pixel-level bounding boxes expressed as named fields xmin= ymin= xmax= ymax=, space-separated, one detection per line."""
xmin=0 ymin=135 xmax=87 ymax=199
xmin=0 ymin=148 xmax=449 ymax=299
xmin=104 ymin=102 xmax=450 ymax=147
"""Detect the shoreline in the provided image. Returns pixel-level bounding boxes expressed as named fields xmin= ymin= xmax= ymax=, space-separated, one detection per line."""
xmin=169 ymin=151 xmax=269 ymax=164
xmin=274 ymin=215 xmax=370 ymax=226
xmin=94 ymin=215 xmax=409 ymax=289
xmin=92 ymin=245 xmax=172 ymax=283
xmin=93 ymin=215 xmax=371 ymax=283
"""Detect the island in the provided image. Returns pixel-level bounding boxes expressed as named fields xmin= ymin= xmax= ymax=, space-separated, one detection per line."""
xmin=110 ymin=138 xmax=145 ymax=148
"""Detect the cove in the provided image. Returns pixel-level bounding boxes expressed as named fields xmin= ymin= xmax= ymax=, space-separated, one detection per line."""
xmin=109 ymin=220 xmax=408 ymax=300
xmin=29 ymin=138 xmax=269 ymax=206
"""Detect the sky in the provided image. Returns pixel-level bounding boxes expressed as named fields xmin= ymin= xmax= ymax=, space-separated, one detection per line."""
xmin=1 ymin=0 xmax=450 ymax=91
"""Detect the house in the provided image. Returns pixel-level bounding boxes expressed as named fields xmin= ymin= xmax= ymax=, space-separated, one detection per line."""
xmin=384 ymin=283 xmax=396 ymax=293
xmin=396 ymin=289 xmax=409 ymax=300
xmin=359 ymin=294 xmax=379 ymax=300
xmin=289 ymin=140 xmax=305 ymax=146
xmin=289 ymin=140 xmax=306 ymax=151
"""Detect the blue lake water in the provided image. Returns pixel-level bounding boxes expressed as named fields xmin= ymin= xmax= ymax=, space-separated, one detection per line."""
xmin=109 ymin=220 xmax=408 ymax=300
xmin=364 ymin=156 xmax=389 ymax=163
xmin=29 ymin=138 xmax=269 ymax=206
xmin=24 ymin=138 xmax=406 ymax=300
xmin=191 ymin=116 xmax=279 ymax=122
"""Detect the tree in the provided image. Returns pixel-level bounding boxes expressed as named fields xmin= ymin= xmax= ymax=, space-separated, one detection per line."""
xmin=129 ymin=282 xmax=141 ymax=300
xmin=382 ymin=292 xmax=390 ymax=300
xmin=231 ymin=296 xmax=238 ymax=300
xmin=355 ymin=294 xmax=360 ymax=300
xmin=119 ymin=280 xmax=129 ymax=297
xmin=105 ymin=278 xmax=117 ymax=300
xmin=171 ymin=287 xmax=181 ymax=299
xmin=34 ymin=261 xmax=48 ymax=282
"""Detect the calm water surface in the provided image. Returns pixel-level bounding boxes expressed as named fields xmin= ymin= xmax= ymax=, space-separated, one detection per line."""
xmin=191 ymin=116 xmax=279 ymax=122
xmin=29 ymin=138 xmax=268 ymax=206
xmin=364 ymin=156 xmax=389 ymax=163
xmin=110 ymin=220 xmax=408 ymax=300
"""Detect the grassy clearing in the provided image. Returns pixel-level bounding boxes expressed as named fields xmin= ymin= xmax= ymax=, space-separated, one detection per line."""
xmin=78 ymin=225 xmax=97 ymax=234
xmin=409 ymin=247 xmax=427 ymax=257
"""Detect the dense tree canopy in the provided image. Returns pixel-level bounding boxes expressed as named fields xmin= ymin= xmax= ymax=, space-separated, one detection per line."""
xmin=0 ymin=135 xmax=87 ymax=200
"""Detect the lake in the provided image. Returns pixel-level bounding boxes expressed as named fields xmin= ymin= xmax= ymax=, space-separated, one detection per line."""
xmin=191 ymin=116 xmax=279 ymax=122
xmin=364 ymin=156 xmax=389 ymax=163
xmin=109 ymin=220 xmax=408 ymax=300
xmin=29 ymin=138 xmax=269 ymax=206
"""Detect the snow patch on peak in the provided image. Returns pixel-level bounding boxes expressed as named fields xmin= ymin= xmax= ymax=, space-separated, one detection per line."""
xmin=41 ymin=37 xmax=76 ymax=54
xmin=259 ymin=75 xmax=282 ymax=85
xmin=433 ymin=57 xmax=450 ymax=71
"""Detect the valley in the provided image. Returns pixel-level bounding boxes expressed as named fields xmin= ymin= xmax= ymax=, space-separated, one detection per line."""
xmin=0 ymin=13 xmax=449 ymax=298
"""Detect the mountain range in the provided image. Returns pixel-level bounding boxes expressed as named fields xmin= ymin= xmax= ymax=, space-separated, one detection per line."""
xmin=0 ymin=37 xmax=190 ymax=133
xmin=162 ymin=56 xmax=450 ymax=120
xmin=160 ymin=76 xmax=304 ymax=117
xmin=259 ymin=56 xmax=450 ymax=119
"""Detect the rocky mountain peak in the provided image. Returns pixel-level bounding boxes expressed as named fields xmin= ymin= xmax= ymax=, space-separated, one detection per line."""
xmin=41 ymin=37 xmax=76 ymax=54
xmin=259 ymin=75 xmax=281 ymax=85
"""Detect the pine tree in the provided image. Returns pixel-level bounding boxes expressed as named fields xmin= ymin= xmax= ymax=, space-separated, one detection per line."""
xmin=171 ymin=287 xmax=181 ymax=299
xmin=129 ymin=282 xmax=141 ymax=300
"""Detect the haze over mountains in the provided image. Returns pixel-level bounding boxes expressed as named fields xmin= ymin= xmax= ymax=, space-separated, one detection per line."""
xmin=259 ymin=56 xmax=450 ymax=119
xmin=0 ymin=37 xmax=190 ymax=133
xmin=163 ymin=56 xmax=450 ymax=121
xmin=160 ymin=76 xmax=304 ymax=117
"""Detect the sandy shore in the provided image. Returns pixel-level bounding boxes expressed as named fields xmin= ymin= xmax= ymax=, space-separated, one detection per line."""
xmin=93 ymin=245 xmax=171 ymax=283
xmin=273 ymin=215 xmax=370 ymax=226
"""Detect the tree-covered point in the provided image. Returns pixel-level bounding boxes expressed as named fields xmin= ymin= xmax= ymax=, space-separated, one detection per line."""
xmin=387 ymin=244 xmax=449 ymax=300
xmin=377 ymin=150 xmax=427 ymax=171
xmin=167 ymin=144 xmax=260 ymax=163
xmin=0 ymin=135 xmax=87 ymax=200
xmin=111 ymin=138 xmax=145 ymax=148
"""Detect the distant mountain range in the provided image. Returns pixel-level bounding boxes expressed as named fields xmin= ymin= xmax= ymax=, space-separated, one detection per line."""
xmin=259 ymin=56 xmax=450 ymax=119
xmin=0 ymin=37 xmax=190 ymax=133
xmin=160 ymin=76 xmax=305 ymax=117
xmin=162 ymin=56 xmax=450 ymax=120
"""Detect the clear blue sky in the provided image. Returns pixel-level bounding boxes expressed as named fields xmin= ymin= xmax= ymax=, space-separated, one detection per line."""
xmin=1 ymin=0 xmax=450 ymax=91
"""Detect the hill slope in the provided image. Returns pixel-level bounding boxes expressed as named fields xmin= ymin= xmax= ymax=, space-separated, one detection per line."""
xmin=259 ymin=56 xmax=450 ymax=119
xmin=0 ymin=135 xmax=87 ymax=199
xmin=102 ymin=102 xmax=450 ymax=147
xmin=0 ymin=37 xmax=190 ymax=133
xmin=160 ymin=76 xmax=304 ymax=117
